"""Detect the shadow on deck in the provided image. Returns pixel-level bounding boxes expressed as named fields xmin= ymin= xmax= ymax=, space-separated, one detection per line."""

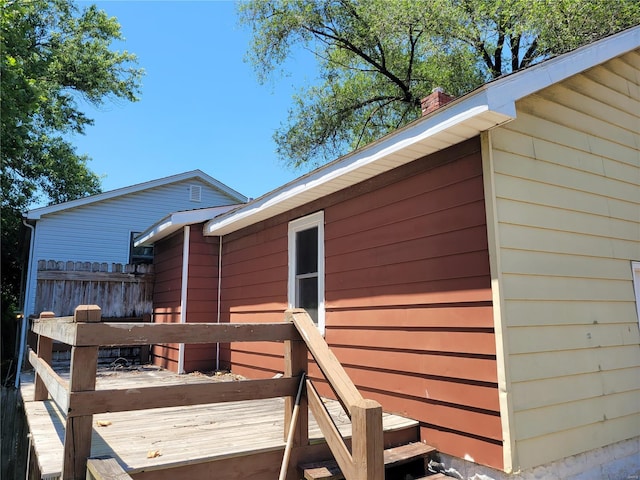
xmin=21 ymin=366 xmax=420 ymax=480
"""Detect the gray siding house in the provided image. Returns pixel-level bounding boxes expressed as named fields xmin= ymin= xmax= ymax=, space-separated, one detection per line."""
xmin=22 ymin=170 xmax=246 ymax=319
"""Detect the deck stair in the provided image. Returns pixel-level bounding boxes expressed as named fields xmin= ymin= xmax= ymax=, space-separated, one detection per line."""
xmin=300 ymin=441 xmax=438 ymax=480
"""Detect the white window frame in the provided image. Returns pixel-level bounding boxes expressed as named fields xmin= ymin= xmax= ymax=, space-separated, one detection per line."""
xmin=288 ymin=211 xmax=325 ymax=334
xmin=129 ymin=231 xmax=154 ymax=265
xmin=632 ymin=261 xmax=640 ymax=328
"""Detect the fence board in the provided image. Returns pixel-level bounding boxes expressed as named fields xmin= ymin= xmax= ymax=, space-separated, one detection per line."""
xmin=1 ymin=387 xmax=29 ymax=480
xmin=35 ymin=261 xmax=154 ymax=317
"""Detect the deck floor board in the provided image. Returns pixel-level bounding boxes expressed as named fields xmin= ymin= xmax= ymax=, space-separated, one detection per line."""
xmin=21 ymin=367 xmax=417 ymax=478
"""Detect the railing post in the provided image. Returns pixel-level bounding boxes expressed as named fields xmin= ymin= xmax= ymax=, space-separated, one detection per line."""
xmin=33 ymin=311 xmax=55 ymax=401
xmin=61 ymin=305 xmax=101 ymax=480
xmin=351 ymin=399 xmax=384 ymax=480
xmin=86 ymin=458 xmax=134 ymax=480
xmin=284 ymin=310 xmax=308 ymax=449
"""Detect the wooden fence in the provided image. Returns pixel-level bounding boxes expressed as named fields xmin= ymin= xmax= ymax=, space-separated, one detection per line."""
xmin=35 ymin=260 xmax=153 ymax=318
xmin=1 ymin=387 xmax=29 ymax=480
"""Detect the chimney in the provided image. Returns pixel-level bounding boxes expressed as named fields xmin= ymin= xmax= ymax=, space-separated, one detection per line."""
xmin=420 ymin=87 xmax=454 ymax=116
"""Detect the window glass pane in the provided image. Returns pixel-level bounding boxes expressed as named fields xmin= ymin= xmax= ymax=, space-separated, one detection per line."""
xmin=297 ymin=276 xmax=318 ymax=324
xmin=296 ymin=228 xmax=318 ymax=275
xmin=130 ymin=232 xmax=154 ymax=264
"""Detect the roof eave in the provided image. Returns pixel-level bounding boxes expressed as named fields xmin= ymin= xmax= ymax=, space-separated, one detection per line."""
xmin=25 ymin=170 xmax=247 ymax=219
xmin=134 ymin=204 xmax=242 ymax=246
xmin=204 ymin=96 xmax=513 ymax=237
xmin=203 ymin=25 xmax=639 ymax=237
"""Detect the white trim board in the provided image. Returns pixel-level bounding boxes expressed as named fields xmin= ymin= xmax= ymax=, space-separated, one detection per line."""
xmin=632 ymin=261 xmax=640 ymax=328
xmin=135 ymin=204 xmax=242 ymax=247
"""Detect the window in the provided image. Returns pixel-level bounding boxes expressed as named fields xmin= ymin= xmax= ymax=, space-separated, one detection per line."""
xmin=130 ymin=232 xmax=154 ymax=265
xmin=288 ymin=211 xmax=325 ymax=332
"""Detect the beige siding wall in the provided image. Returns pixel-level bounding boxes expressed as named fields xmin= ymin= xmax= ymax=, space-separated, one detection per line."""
xmin=488 ymin=50 xmax=640 ymax=471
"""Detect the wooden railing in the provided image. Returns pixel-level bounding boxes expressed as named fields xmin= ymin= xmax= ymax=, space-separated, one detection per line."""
xmin=285 ymin=309 xmax=384 ymax=480
xmin=29 ymin=305 xmax=383 ymax=480
xmin=86 ymin=458 xmax=133 ymax=480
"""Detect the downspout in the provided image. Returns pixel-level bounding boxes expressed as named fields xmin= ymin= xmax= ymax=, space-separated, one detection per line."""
xmin=15 ymin=219 xmax=36 ymax=388
xmin=178 ymin=225 xmax=190 ymax=374
xmin=216 ymin=235 xmax=223 ymax=371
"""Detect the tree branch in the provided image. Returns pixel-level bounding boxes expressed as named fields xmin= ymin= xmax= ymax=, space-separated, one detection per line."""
xmin=476 ymin=40 xmax=497 ymax=77
xmin=336 ymin=95 xmax=403 ymax=117
xmin=354 ymin=97 xmax=399 ymax=149
xmin=519 ymin=37 xmax=539 ymax=69
xmin=309 ymin=45 xmax=379 ymax=73
xmin=405 ymin=26 xmax=423 ymax=90
xmin=510 ymin=34 xmax=521 ymax=72
xmin=394 ymin=102 xmax=414 ymax=130
xmin=301 ymin=24 xmax=411 ymax=98
xmin=494 ymin=30 xmax=504 ymax=76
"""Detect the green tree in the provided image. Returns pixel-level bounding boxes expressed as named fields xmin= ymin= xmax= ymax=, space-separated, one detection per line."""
xmin=239 ymin=0 xmax=640 ymax=168
xmin=0 ymin=0 xmax=143 ymax=383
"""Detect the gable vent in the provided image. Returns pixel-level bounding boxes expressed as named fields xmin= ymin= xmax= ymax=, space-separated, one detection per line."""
xmin=189 ymin=185 xmax=202 ymax=202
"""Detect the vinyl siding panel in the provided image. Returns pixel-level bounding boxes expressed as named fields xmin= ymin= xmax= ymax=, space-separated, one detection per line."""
xmin=503 ymin=300 xmax=636 ymax=327
xmin=515 ymin=414 xmax=639 ymax=471
xmin=511 ymin=367 xmax=640 ymax=411
xmin=221 ymin=139 xmax=503 ymax=469
xmin=489 ymin=50 xmax=640 ymax=470
xmin=26 ymin=179 xmax=236 ymax=317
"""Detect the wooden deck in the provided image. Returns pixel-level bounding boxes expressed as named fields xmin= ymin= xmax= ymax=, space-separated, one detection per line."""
xmin=21 ymin=366 xmax=419 ymax=479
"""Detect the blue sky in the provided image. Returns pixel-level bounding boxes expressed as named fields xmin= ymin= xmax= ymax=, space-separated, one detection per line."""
xmin=73 ymin=1 xmax=317 ymax=200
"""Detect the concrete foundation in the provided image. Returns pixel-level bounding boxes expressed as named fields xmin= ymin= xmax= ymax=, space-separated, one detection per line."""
xmin=435 ymin=437 xmax=640 ymax=480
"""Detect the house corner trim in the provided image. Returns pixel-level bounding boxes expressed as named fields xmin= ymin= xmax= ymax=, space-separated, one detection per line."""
xmin=481 ymin=130 xmax=517 ymax=472
xmin=178 ymin=225 xmax=191 ymax=374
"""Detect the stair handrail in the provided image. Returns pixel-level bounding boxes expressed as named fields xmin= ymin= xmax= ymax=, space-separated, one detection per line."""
xmin=285 ymin=308 xmax=384 ymax=480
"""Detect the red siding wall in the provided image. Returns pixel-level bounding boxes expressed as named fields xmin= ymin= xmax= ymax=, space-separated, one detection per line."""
xmin=322 ymin=140 xmax=501 ymax=468
xmin=220 ymin=220 xmax=289 ymax=372
xmin=152 ymin=229 xmax=183 ymax=371
xmin=184 ymin=228 xmax=219 ymax=372
xmin=152 ymin=226 xmax=220 ymax=372
xmin=219 ymin=137 xmax=502 ymax=469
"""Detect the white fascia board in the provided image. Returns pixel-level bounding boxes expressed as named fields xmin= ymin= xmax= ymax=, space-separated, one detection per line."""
xmin=204 ymin=94 xmax=513 ymax=237
xmin=134 ymin=204 xmax=241 ymax=246
xmin=26 ymin=170 xmax=246 ymax=219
